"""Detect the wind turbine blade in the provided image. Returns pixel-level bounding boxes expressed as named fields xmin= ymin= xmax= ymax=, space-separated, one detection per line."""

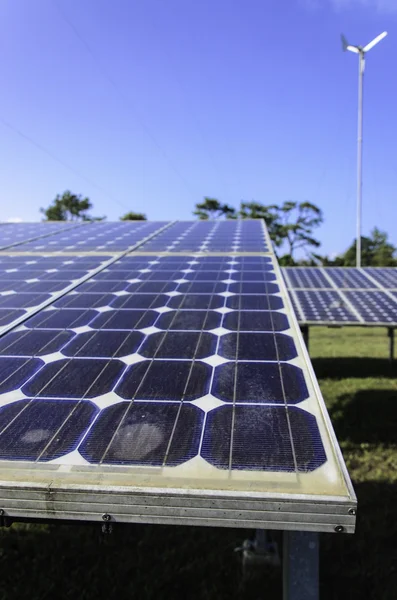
xmin=363 ymin=31 xmax=387 ymax=52
xmin=347 ymin=45 xmax=360 ymax=54
xmin=341 ymin=33 xmax=349 ymax=51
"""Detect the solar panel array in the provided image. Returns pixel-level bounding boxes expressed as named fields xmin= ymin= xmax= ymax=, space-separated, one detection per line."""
xmin=0 ymin=221 xmax=355 ymax=531
xmin=283 ymin=267 xmax=397 ymax=326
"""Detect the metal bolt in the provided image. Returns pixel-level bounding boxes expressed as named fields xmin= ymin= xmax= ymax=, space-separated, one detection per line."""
xmin=334 ymin=525 xmax=344 ymax=533
xmin=348 ymin=508 xmax=356 ymax=516
xmin=102 ymin=513 xmax=111 ymax=522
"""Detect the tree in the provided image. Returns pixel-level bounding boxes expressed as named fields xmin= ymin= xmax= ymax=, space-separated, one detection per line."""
xmin=193 ymin=197 xmax=236 ymax=220
xmin=41 ymin=191 xmax=104 ymax=221
xmin=274 ymin=201 xmax=323 ymax=260
xmin=340 ymin=227 xmax=396 ymax=266
xmin=120 ymin=212 xmax=147 ymax=221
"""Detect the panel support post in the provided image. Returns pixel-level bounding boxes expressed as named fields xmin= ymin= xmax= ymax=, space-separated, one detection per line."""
xmin=283 ymin=531 xmax=319 ymax=600
xmin=387 ymin=328 xmax=394 ymax=363
xmin=300 ymin=326 xmax=309 ymax=352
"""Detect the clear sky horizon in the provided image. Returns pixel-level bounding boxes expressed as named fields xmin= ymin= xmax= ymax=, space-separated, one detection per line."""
xmin=0 ymin=0 xmax=395 ymax=257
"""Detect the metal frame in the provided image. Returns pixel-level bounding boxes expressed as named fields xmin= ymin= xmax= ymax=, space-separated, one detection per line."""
xmin=0 ymin=475 xmax=356 ymax=533
xmin=283 ymin=531 xmax=319 ymax=600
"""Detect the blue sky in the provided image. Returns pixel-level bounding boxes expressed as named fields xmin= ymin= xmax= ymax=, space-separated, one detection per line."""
xmin=0 ymin=0 xmax=395 ymax=257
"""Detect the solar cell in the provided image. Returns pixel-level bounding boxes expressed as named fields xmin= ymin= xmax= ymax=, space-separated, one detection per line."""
xmin=5 ymin=221 xmax=169 ymax=253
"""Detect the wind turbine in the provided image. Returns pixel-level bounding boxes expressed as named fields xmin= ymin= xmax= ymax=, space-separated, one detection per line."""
xmin=341 ymin=31 xmax=387 ymax=267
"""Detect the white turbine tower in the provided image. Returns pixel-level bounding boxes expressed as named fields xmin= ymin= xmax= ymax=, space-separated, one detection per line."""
xmin=341 ymin=31 xmax=387 ymax=267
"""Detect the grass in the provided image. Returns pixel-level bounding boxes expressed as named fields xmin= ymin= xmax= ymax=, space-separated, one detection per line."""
xmin=0 ymin=327 xmax=396 ymax=599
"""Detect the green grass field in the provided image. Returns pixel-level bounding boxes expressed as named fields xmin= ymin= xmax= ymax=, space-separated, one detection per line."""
xmin=0 ymin=327 xmax=396 ymax=600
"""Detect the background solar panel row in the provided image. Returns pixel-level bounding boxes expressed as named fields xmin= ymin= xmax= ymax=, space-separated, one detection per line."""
xmin=137 ymin=220 xmax=268 ymax=252
xmin=283 ymin=267 xmax=397 ymax=325
xmin=0 ymin=222 xmax=81 ymax=250
xmin=4 ymin=221 xmax=170 ymax=253
xmin=0 ymin=255 xmax=108 ymax=327
xmin=0 ymin=254 xmax=327 ymax=475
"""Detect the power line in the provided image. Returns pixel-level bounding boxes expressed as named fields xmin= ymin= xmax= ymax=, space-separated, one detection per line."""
xmin=52 ymin=0 xmax=199 ymax=202
xmin=0 ymin=116 xmax=130 ymax=212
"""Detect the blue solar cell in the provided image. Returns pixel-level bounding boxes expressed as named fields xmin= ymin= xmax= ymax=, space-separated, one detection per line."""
xmin=80 ymin=402 xmax=204 ymax=466
xmin=0 ymin=330 xmax=73 ymax=356
xmin=22 ymin=358 xmax=125 ymax=398
xmin=115 ymin=361 xmax=210 ymax=401
xmin=91 ymin=309 xmax=158 ymax=330
xmin=213 ymin=362 xmax=308 ymax=404
xmin=25 ymin=308 xmax=98 ymax=329
xmin=223 ymin=311 xmax=289 ymax=331
xmin=0 ymin=400 xmax=97 ymax=461
xmin=226 ymin=295 xmax=284 ymax=310
xmin=62 ymin=330 xmax=144 ymax=358
xmin=0 ymin=357 xmax=43 ymax=393
xmin=201 ymin=405 xmax=326 ymax=472
xmin=140 ymin=331 xmax=216 ymax=359
xmin=219 ymin=332 xmax=297 ymax=361
xmin=156 ymin=310 xmax=222 ymax=331
xmin=0 ymin=309 xmax=26 ymax=326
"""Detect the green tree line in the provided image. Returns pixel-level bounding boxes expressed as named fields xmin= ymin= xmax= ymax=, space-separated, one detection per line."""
xmin=40 ymin=191 xmax=396 ymax=266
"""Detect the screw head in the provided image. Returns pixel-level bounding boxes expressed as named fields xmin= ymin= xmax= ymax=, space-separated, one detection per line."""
xmin=348 ymin=508 xmax=356 ymax=516
xmin=334 ymin=525 xmax=344 ymax=533
xmin=102 ymin=513 xmax=111 ymax=522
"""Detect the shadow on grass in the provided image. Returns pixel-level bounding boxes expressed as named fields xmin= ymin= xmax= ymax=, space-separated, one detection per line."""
xmin=312 ymin=357 xmax=396 ymax=379
xmin=329 ymin=388 xmax=397 ymax=445
xmin=0 ymin=521 xmax=280 ymax=600
xmin=321 ymin=480 xmax=397 ymax=600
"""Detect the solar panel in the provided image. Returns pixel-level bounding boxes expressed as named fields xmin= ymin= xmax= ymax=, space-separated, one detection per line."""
xmin=0 ymin=227 xmax=355 ymax=532
xmin=0 ymin=255 xmax=109 ymax=329
xmin=0 ymin=222 xmax=81 ymax=250
xmin=282 ymin=267 xmax=397 ymax=326
xmin=4 ymin=221 xmax=170 ymax=253
xmin=344 ymin=291 xmax=397 ymax=323
xmin=364 ymin=267 xmax=397 ymax=289
xmin=137 ymin=220 xmax=269 ymax=252
xmin=293 ymin=290 xmax=360 ymax=324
